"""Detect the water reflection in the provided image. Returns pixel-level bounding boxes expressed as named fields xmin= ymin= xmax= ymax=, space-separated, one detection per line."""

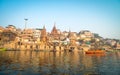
xmin=0 ymin=51 xmax=120 ymax=75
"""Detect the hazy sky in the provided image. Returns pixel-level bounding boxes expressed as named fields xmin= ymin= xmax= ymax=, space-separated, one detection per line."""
xmin=0 ymin=0 xmax=120 ymax=39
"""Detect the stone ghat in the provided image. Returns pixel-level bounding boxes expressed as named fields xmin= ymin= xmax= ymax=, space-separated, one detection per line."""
xmin=3 ymin=43 xmax=80 ymax=52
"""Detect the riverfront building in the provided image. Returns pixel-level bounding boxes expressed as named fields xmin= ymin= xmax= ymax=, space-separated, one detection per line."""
xmin=0 ymin=24 xmax=120 ymax=51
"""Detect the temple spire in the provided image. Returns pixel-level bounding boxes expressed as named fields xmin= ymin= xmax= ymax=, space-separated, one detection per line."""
xmin=54 ymin=22 xmax=56 ymax=26
xmin=52 ymin=22 xmax=57 ymax=31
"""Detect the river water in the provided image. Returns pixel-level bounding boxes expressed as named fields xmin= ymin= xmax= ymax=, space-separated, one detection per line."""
xmin=0 ymin=51 xmax=120 ymax=75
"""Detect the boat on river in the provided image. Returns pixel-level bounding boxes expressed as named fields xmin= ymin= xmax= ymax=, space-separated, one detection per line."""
xmin=85 ymin=50 xmax=105 ymax=54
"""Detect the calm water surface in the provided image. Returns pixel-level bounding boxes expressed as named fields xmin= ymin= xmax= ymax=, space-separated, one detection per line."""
xmin=0 ymin=51 xmax=120 ymax=75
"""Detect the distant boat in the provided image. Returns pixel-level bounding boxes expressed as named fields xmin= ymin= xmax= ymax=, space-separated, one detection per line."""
xmin=85 ymin=50 xmax=105 ymax=54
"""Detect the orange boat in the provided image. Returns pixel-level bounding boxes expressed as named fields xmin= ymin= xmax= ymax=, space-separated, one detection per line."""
xmin=85 ymin=50 xmax=105 ymax=54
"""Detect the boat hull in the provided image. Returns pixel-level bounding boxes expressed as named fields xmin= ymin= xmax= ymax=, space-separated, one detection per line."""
xmin=85 ymin=50 xmax=105 ymax=54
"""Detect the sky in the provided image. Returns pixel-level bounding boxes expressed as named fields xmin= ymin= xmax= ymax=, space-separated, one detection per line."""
xmin=0 ymin=0 xmax=120 ymax=39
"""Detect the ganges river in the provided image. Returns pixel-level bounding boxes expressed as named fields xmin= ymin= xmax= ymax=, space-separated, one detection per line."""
xmin=0 ymin=51 xmax=120 ymax=75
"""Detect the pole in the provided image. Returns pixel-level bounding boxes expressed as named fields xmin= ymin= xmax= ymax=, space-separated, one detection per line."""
xmin=24 ymin=19 xmax=28 ymax=30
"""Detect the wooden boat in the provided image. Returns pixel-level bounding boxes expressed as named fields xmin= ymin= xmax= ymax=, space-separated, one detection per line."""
xmin=85 ymin=50 xmax=105 ymax=54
